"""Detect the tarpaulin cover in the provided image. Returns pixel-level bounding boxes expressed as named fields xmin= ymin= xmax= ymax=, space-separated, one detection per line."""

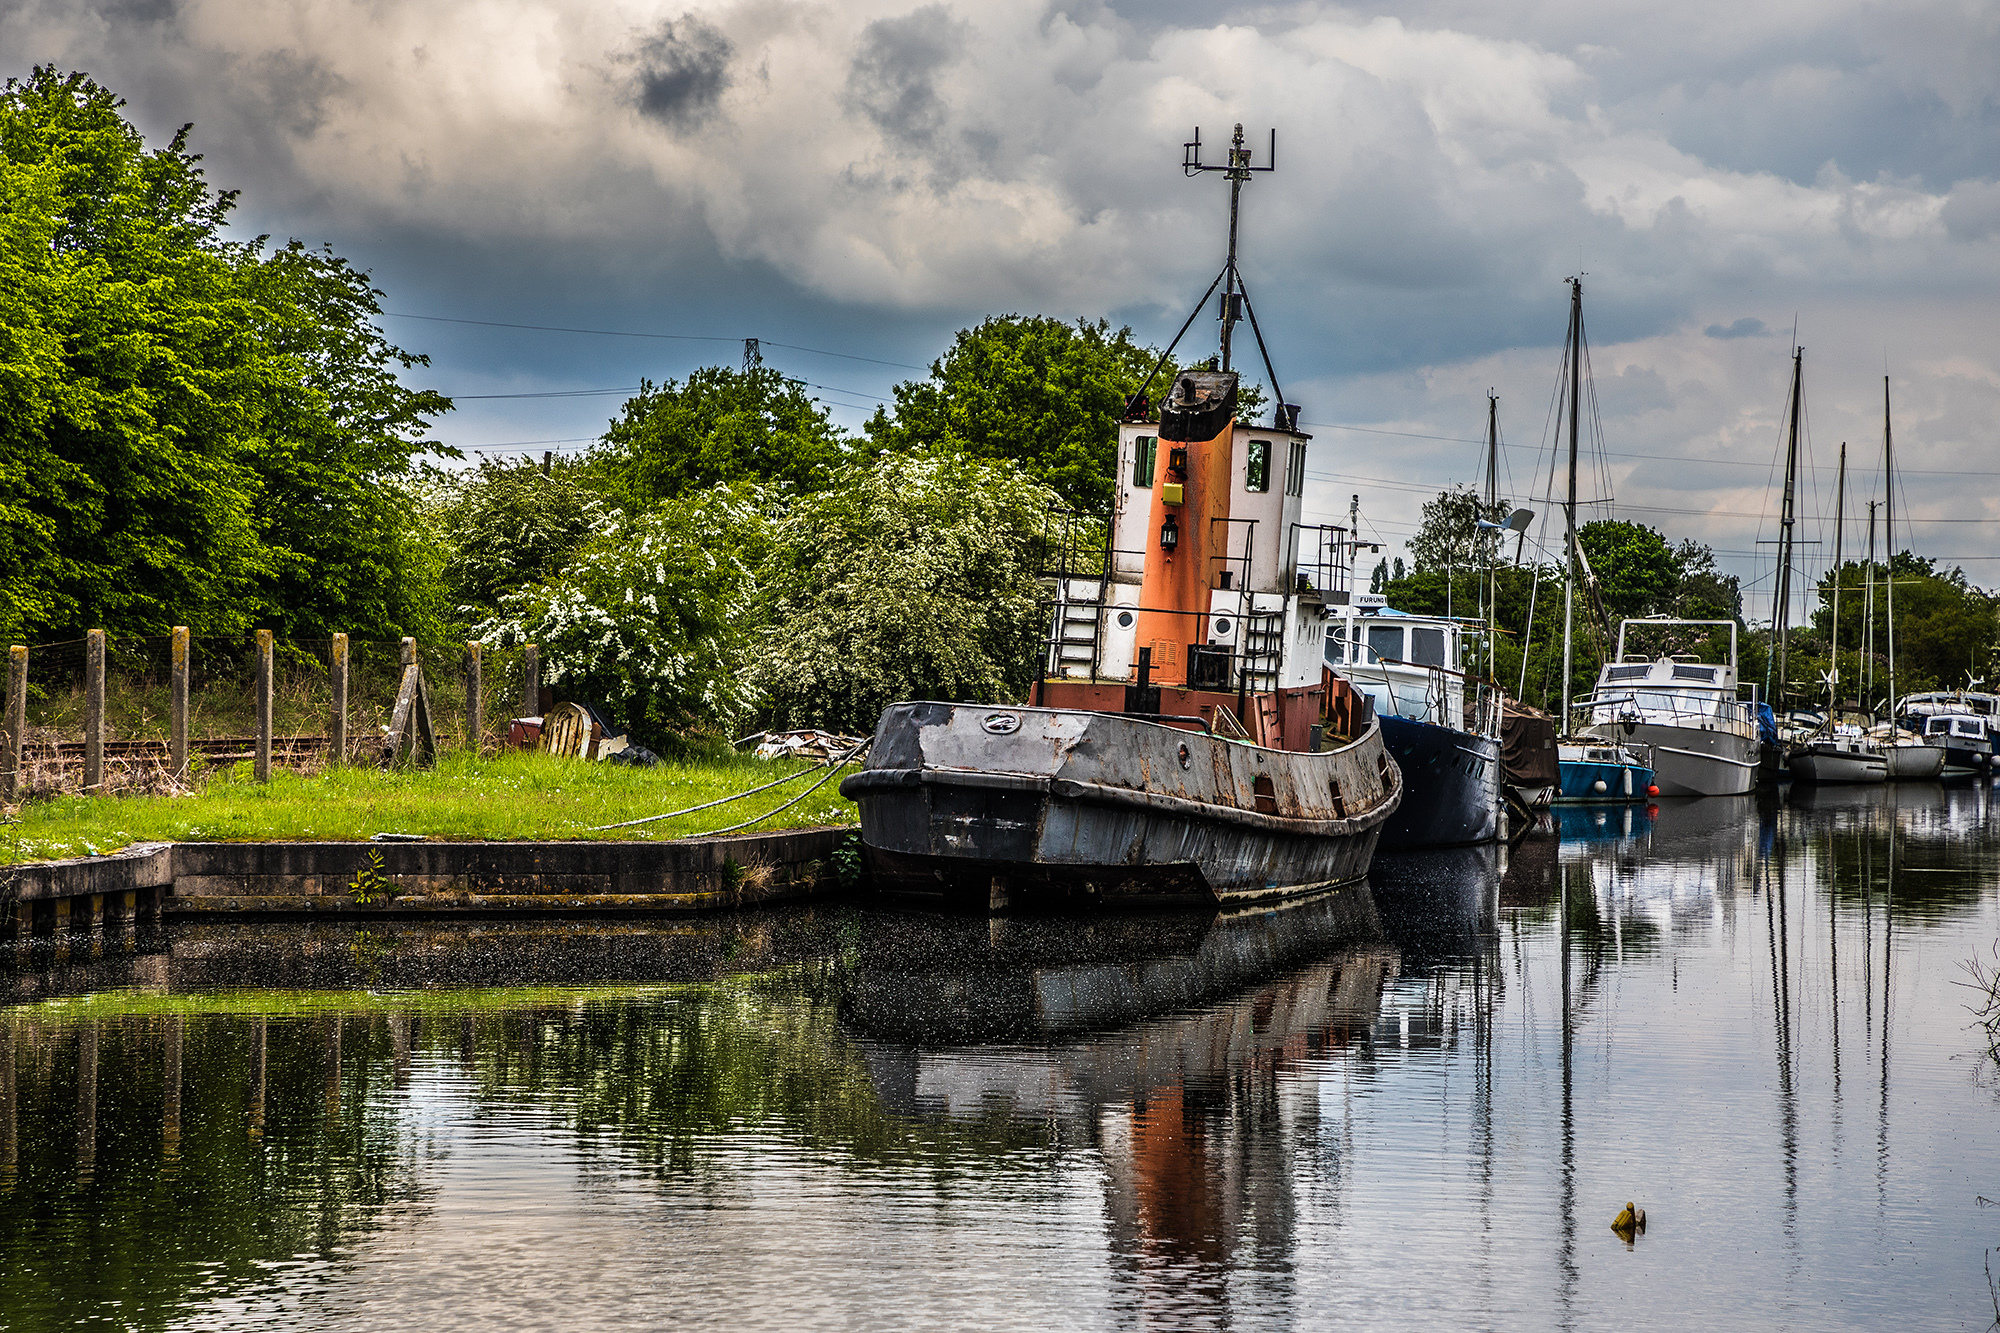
xmin=1501 ymin=700 xmax=1560 ymax=787
xmin=1757 ymin=703 xmax=1779 ymax=747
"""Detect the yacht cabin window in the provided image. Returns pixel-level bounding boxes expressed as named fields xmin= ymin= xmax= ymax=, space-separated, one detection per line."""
xmin=1409 ymin=626 xmax=1447 ymax=668
xmin=1367 ymin=624 xmax=1404 ymax=664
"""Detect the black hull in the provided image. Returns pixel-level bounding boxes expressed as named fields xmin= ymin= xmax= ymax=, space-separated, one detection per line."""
xmin=1376 ymin=714 xmax=1502 ymax=849
xmin=841 ymin=702 xmax=1401 ymax=911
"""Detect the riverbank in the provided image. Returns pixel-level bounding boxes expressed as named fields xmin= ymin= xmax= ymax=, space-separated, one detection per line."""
xmin=0 ymin=749 xmax=857 ymax=865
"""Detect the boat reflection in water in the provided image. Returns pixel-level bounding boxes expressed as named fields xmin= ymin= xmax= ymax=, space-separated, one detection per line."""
xmin=842 ymin=888 xmax=1406 ymax=1305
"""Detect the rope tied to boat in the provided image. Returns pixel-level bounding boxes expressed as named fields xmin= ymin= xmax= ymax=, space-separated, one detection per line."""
xmin=589 ymin=739 xmax=869 ymax=832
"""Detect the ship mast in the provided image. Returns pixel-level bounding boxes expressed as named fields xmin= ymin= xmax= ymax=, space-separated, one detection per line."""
xmin=1561 ymin=279 xmax=1582 ymax=730
xmin=1828 ymin=442 xmax=1846 ymax=714
xmin=1884 ymin=376 xmax=1897 ymax=716
xmin=1772 ymin=348 xmax=1803 ymax=713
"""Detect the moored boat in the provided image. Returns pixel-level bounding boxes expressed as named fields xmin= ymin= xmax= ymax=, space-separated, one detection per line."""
xmin=1326 ymin=599 xmax=1502 ymax=848
xmin=1916 ymin=711 xmax=1995 ymax=779
xmin=1789 ymin=729 xmax=1887 ymax=784
xmin=1556 ymin=740 xmax=1656 ymax=802
xmin=1576 ymin=618 xmax=1759 ymax=796
xmin=841 ymin=124 xmax=1399 ymax=910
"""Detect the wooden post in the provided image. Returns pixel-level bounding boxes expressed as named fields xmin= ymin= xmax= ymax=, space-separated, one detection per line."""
xmin=5 ymin=645 xmax=24 ymax=802
xmin=169 ymin=627 xmax=189 ymax=779
xmin=464 ymin=642 xmax=482 ymax=755
xmin=329 ymin=634 xmax=349 ymax=765
xmin=83 ymin=629 xmax=105 ymax=793
xmin=521 ymin=644 xmax=539 ymax=717
xmin=253 ymin=630 xmax=273 ymax=782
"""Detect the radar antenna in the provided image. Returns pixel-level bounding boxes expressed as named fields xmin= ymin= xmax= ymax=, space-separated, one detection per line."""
xmin=1127 ymin=124 xmax=1294 ymax=431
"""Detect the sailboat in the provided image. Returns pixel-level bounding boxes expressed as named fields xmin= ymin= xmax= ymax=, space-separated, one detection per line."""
xmin=1791 ymin=438 xmax=1887 ymax=783
xmin=1863 ymin=374 xmax=1948 ymax=782
xmin=1538 ymin=278 xmax=1658 ymax=803
xmin=841 ymin=125 xmax=1400 ymax=909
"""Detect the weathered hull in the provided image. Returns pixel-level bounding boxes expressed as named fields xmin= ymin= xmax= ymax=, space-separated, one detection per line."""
xmin=1376 ymin=714 xmax=1501 ymax=848
xmin=841 ymin=702 xmax=1401 ymax=909
xmin=1582 ymin=721 xmax=1757 ymax=797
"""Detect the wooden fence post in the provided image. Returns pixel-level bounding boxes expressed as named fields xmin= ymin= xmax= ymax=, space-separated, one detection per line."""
xmin=464 ymin=642 xmax=482 ymax=755
xmin=329 ymin=634 xmax=348 ymax=765
xmin=83 ymin=629 xmax=105 ymax=793
xmin=5 ymin=645 xmax=24 ymax=802
xmin=254 ymin=629 xmax=272 ymax=783
xmin=521 ymin=644 xmax=539 ymax=717
xmin=169 ymin=627 xmax=189 ymax=779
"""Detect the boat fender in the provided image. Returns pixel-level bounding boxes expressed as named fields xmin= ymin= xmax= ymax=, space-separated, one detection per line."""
xmin=1647 ymin=785 xmax=1659 ymax=796
xmin=1592 ymin=779 xmax=1607 ymax=793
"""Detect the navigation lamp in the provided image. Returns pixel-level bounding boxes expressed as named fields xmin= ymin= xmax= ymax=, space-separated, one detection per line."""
xmin=1160 ymin=514 xmax=1180 ymax=552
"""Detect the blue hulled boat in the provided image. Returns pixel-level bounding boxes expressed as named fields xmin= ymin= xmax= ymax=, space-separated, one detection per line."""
xmin=1555 ymin=740 xmax=1656 ymax=803
xmin=1327 ymin=597 xmax=1502 ymax=848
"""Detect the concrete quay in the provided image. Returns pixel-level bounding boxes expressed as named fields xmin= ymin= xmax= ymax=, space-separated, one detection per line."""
xmin=2 ymin=827 xmax=855 ymax=938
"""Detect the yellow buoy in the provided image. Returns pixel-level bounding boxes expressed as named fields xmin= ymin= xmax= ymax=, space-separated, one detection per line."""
xmin=1611 ymin=1201 xmax=1646 ymax=1235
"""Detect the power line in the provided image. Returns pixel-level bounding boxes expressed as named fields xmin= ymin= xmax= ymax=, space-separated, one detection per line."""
xmin=380 ymin=311 xmax=928 ymax=372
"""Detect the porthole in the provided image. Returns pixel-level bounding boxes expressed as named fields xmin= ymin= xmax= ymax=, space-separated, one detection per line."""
xmin=1116 ymin=610 xmax=1135 ymax=629
xmin=1213 ymin=617 xmax=1233 ymax=636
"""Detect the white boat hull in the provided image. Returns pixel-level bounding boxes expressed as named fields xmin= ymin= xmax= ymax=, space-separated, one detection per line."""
xmin=1790 ymin=744 xmax=1887 ymax=784
xmin=1583 ymin=722 xmax=1757 ymax=796
xmin=1885 ymin=744 xmax=1944 ymax=781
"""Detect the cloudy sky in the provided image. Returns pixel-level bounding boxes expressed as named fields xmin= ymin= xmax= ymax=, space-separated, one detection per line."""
xmin=10 ymin=0 xmax=2000 ymax=617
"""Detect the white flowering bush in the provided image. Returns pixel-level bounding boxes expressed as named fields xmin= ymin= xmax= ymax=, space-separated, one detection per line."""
xmin=753 ymin=450 xmax=1057 ymax=732
xmin=476 ymin=486 xmax=763 ymax=739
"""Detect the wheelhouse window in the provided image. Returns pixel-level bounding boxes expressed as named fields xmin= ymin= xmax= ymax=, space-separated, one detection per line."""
xmin=1285 ymin=440 xmax=1306 ymax=496
xmin=1132 ymin=436 xmax=1157 ymax=488
xmin=1367 ymin=624 xmax=1404 ymax=664
xmin=1246 ymin=439 xmax=1271 ymax=492
xmin=1324 ymin=624 xmax=1346 ymax=664
xmin=1409 ymin=626 xmax=1447 ymax=668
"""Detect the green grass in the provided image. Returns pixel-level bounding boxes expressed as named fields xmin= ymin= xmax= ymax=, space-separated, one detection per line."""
xmin=0 ymin=749 xmax=857 ymax=864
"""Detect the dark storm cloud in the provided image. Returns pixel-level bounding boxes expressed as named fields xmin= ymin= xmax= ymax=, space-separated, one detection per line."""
xmin=845 ymin=5 xmax=968 ymax=145
xmin=1704 ymin=318 xmax=1770 ymax=339
xmin=632 ymin=14 xmax=732 ymax=129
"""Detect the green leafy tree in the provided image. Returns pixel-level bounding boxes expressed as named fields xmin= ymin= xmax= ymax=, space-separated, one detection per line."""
xmin=0 ymin=67 xmax=451 ymax=643
xmin=423 ymin=460 xmax=604 ymax=622
xmin=591 ymin=365 xmax=848 ymax=511
xmin=474 ymin=487 xmax=762 ymax=740
xmin=753 ymin=451 xmax=1058 ymax=732
xmin=866 ymin=315 xmax=1205 ymax=516
xmin=1805 ymin=552 xmax=1999 ymax=702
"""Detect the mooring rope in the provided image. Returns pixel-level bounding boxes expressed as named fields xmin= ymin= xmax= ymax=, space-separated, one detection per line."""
xmin=701 ymin=742 xmax=869 ymax=836
xmin=588 ymin=741 xmax=868 ymax=832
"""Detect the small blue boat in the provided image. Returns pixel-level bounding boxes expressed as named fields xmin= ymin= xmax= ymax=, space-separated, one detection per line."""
xmin=1555 ymin=741 xmax=1655 ymax=802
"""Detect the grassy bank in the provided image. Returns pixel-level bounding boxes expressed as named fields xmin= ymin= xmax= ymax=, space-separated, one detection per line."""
xmin=0 ymin=750 xmax=857 ymax=865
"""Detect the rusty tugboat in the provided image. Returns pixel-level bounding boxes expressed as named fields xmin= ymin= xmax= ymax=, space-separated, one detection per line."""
xmin=840 ymin=125 xmax=1400 ymax=911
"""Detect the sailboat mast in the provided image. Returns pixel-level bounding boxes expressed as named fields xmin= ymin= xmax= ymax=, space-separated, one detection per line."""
xmin=1486 ymin=392 xmax=1500 ymax=681
xmin=1774 ymin=348 xmax=1803 ymax=713
xmin=1830 ymin=442 xmax=1846 ymax=712
xmin=1884 ymin=375 xmax=1897 ymax=717
xmin=1562 ymin=278 xmax=1582 ymax=728
xmin=1864 ymin=500 xmax=1878 ymax=702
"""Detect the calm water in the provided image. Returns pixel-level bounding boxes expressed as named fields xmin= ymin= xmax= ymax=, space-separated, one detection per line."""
xmin=5 ymin=786 xmax=2000 ymax=1330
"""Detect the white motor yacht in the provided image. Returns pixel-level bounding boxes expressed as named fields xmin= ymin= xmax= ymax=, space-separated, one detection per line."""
xmin=1577 ymin=618 xmax=1759 ymax=797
